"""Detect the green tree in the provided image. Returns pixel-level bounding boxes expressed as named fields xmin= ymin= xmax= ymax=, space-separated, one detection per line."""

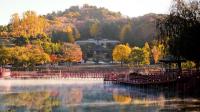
xmin=101 ymin=22 xmax=120 ymax=40
xmin=129 ymin=47 xmax=145 ymax=65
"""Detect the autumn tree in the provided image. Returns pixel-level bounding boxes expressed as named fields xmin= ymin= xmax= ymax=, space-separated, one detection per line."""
xmin=89 ymin=20 xmax=100 ymax=38
xmin=112 ymin=44 xmax=131 ymax=66
xmin=129 ymin=47 xmax=145 ymax=66
xmin=182 ymin=61 xmax=196 ymax=69
xmin=142 ymin=42 xmax=150 ymax=65
xmin=0 ymin=46 xmax=12 ymax=66
xmin=65 ymin=26 xmax=75 ymax=43
xmin=61 ymin=43 xmax=82 ymax=64
xmin=10 ymin=13 xmax=21 ymax=37
xmin=51 ymin=25 xmax=80 ymax=43
xmin=119 ymin=23 xmax=131 ymax=42
xmin=0 ymin=25 xmax=8 ymax=37
xmin=64 ymin=12 xmax=80 ymax=18
xmin=42 ymin=42 xmax=62 ymax=55
xmin=151 ymin=44 xmax=164 ymax=64
xmin=50 ymin=54 xmax=58 ymax=64
xmin=0 ymin=45 xmax=50 ymax=69
xmin=151 ymin=46 xmax=160 ymax=64
xmin=10 ymin=11 xmax=49 ymax=38
xmin=11 ymin=46 xmax=30 ymax=67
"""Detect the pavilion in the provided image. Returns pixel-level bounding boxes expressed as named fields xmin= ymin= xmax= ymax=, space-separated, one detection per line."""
xmin=159 ymin=55 xmax=186 ymax=72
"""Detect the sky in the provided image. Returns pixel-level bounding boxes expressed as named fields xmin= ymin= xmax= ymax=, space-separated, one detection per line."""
xmin=0 ymin=0 xmax=172 ymax=25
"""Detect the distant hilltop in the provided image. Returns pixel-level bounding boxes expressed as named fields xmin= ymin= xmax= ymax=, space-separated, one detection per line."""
xmin=45 ymin=4 xmax=165 ymax=46
xmin=0 ymin=4 xmax=165 ymax=46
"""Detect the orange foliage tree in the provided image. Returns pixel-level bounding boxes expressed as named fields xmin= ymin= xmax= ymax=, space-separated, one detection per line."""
xmin=61 ymin=43 xmax=82 ymax=63
xmin=151 ymin=44 xmax=164 ymax=64
xmin=50 ymin=54 xmax=58 ymax=63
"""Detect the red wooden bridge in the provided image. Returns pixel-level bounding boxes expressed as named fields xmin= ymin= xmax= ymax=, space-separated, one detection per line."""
xmin=10 ymin=68 xmax=130 ymax=79
xmin=2 ymin=66 xmax=199 ymax=85
xmin=107 ymin=69 xmax=200 ymax=85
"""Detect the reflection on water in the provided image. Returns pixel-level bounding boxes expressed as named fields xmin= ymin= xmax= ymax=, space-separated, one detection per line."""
xmin=0 ymin=82 xmax=200 ymax=112
xmin=0 ymin=91 xmax=60 ymax=112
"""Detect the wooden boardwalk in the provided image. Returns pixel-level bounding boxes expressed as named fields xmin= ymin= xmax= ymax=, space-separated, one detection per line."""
xmin=107 ymin=70 xmax=200 ymax=85
xmin=10 ymin=69 xmax=129 ymax=79
xmin=2 ymin=68 xmax=199 ymax=85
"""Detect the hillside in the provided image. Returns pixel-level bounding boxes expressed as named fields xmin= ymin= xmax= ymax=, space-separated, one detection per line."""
xmin=0 ymin=5 xmax=165 ymax=46
xmin=45 ymin=5 xmax=165 ymax=46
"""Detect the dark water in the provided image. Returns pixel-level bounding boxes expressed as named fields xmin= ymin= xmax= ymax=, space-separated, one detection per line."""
xmin=0 ymin=81 xmax=200 ymax=112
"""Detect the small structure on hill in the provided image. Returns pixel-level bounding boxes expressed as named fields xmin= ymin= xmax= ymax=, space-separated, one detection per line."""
xmin=76 ymin=38 xmax=120 ymax=63
xmin=75 ymin=38 xmax=120 ymax=47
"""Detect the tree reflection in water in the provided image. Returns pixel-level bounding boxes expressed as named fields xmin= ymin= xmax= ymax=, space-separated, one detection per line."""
xmin=112 ymin=88 xmax=165 ymax=112
xmin=0 ymin=91 xmax=60 ymax=111
xmin=63 ymin=88 xmax=83 ymax=105
xmin=112 ymin=90 xmax=165 ymax=106
xmin=62 ymin=88 xmax=83 ymax=112
xmin=112 ymin=89 xmax=132 ymax=105
xmin=106 ymin=84 xmax=200 ymax=112
xmin=0 ymin=83 xmax=200 ymax=112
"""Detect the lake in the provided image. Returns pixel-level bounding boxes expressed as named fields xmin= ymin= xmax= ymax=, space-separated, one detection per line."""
xmin=0 ymin=79 xmax=200 ymax=112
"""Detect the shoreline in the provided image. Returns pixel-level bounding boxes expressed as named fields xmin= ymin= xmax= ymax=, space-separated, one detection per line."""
xmin=0 ymin=78 xmax=104 ymax=86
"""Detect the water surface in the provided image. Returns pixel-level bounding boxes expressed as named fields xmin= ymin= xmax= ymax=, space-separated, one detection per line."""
xmin=0 ymin=80 xmax=200 ymax=112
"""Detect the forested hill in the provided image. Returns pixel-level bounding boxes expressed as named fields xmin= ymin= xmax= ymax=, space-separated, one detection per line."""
xmin=0 ymin=5 xmax=165 ymax=46
xmin=45 ymin=5 xmax=165 ymax=46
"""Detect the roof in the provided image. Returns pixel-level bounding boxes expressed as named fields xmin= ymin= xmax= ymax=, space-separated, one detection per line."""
xmin=75 ymin=38 xmax=120 ymax=45
xmin=159 ymin=55 xmax=186 ymax=63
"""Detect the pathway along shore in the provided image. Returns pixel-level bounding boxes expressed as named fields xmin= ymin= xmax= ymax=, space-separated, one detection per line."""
xmin=1 ymin=66 xmax=200 ymax=86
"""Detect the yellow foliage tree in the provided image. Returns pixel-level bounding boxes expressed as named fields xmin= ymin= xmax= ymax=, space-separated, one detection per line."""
xmin=65 ymin=25 xmax=75 ymax=43
xmin=10 ymin=13 xmax=21 ymax=37
xmin=64 ymin=12 xmax=80 ymax=18
xmin=10 ymin=11 xmax=49 ymax=38
xmin=90 ymin=21 xmax=100 ymax=38
xmin=65 ymin=25 xmax=73 ymax=33
xmin=0 ymin=45 xmax=50 ymax=68
xmin=142 ymin=42 xmax=150 ymax=65
xmin=112 ymin=44 xmax=131 ymax=66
